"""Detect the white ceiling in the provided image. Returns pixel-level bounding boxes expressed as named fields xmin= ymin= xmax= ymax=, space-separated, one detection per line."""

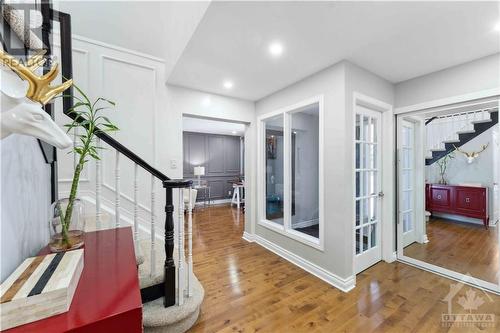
xmin=168 ymin=1 xmax=500 ymax=101
xmin=183 ymin=116 xmax=246 ymax=136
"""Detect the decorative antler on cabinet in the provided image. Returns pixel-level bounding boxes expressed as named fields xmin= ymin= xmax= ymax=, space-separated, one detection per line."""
xmin=0 ymin=49 xmax=73 ymax=105
xmin=453 ymin=143 xmax=489 ymax=164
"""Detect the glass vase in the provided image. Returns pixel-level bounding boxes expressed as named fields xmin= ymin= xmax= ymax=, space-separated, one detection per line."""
xmin=49 ymin=198 xmax=86 ymax=252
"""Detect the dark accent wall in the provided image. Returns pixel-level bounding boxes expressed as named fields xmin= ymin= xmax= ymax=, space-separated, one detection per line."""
xmin=183 ymin=132 xmax=243 ymax=201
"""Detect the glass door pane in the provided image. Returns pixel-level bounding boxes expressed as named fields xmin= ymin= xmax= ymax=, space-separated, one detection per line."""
xmin=354 ymin=110 xmax=381 ymax=265
xmin=264 ymin=114 xmax=284 ymax=225
xmin=290 ymin=104 xmax=319 ymax=239
xmin=400 ymin=121 xmax=416 ymax=246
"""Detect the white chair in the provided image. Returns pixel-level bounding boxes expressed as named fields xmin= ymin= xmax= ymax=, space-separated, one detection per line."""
xmin=231 ymin=183 xmax=244 ymax=208
xmin=183 ymin=188 xmax=198 ymax=211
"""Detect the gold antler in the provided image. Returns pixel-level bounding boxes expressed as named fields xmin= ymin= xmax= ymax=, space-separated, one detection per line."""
xmin=0 ymin=49 xmax=73 ymax=105
xmin=453 ymin=143 xmax=489 ymax=158
xmin=453 ymin=144 xmax=471 ymax=158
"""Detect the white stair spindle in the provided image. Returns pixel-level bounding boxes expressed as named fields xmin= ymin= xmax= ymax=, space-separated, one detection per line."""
xmin=177 ymin=188 xmax=185 ymax=305
xmin=134 ymin=163 xmax=139 ymax=242
xmin=150 ymin=175 xmax=156 ymax=277
xmin=95 ymin=137 xmax=102 ymax=229
xmin=115 ymin=151 xmax=121 ymax=227
xmin=187 ymin=186 xmax=193 ymax=297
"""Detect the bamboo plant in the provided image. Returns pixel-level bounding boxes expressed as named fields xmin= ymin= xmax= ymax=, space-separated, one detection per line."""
xmin=58 ymin=85 xmax=118 ymax=247
xmin=436 ymin=152 xmax=455 ymax=185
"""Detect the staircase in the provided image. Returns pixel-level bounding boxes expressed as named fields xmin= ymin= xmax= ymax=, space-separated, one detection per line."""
xmin=425 ymin=108 xmax=498 ymax=165
xmin=52 ymin=9 xmax=203 ymax=333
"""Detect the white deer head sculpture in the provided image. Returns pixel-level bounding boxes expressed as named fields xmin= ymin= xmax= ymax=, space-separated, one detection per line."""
xmin=0 ymin=49 xmax=73 ymax=149
xmin=453 ymin=143 xmax=489 ymax=164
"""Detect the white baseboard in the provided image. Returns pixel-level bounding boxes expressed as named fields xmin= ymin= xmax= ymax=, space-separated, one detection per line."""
xmin=242 ymin=231 xmax=255 ymax=243
xmin=253 ymin=234 xmax=355 ymax=292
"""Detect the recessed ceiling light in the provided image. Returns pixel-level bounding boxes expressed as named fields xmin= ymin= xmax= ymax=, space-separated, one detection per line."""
xmin=269 ymin=42 xmax=284 ymax=57
xmin=223 ymin=80 xmax=233 ymax=89
xmin=495 ymin=21 xmax=500 ymax=32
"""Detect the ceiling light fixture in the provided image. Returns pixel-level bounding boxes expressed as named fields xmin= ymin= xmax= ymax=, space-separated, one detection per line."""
xmin=223 ymin=80 xmax=233 ymax=89
xmin=269 ymin=42 xmax=284 ymax=57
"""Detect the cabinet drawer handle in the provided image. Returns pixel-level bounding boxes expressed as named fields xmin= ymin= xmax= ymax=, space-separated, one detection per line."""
xmin=437 ymin=195 xmax=442 ymax=199
xmin=465 ymin=197 xmax=470 ymax=203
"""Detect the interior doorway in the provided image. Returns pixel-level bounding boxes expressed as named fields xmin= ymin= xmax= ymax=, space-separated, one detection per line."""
xmin=354 ymin=105 xmax=383 ymax=274
xmin=182 ymin=115 xmax=247 ymax=210
xmin=396 ymin=100 xmax=500 ymax=293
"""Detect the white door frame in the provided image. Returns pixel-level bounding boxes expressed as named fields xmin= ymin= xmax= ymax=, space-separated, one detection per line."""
xmin=395 ymin=89 xmax=500 ymax=294
xmin=352 ymin=93 xmax=395 ymax=276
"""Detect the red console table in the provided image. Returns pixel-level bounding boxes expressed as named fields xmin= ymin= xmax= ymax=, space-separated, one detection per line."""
xmin=4 ymin=227 xmax=142 ymax=333
xmin=426 ymin=184 xmax=489 ymax=229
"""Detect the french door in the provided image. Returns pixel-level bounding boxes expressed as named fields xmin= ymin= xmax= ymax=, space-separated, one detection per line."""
xmin=354 ymin=106 xmax=383 ymax=274
xmin=399 ymin=120 xmax=417 ymax=247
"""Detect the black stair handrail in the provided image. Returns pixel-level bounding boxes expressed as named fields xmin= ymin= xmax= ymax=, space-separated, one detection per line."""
xmin=425 ymin=116 xmax=438 ymax=125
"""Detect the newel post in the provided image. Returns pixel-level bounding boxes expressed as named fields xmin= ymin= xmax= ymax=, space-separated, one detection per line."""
xmin=163 ymin=184 xmax=176 ymax=307
xmin=162 ymin=179 xmax=192 ymax=308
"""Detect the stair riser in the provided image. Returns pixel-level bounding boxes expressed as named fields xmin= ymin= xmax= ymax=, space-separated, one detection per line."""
xmin=426 ymin=111 xmax=498 ymax=165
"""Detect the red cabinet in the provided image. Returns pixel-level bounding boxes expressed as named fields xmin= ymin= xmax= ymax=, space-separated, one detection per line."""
xmin=5 ymin=228 xmax=142 ymax=333
xmin=426 ymin=184 xmax=489 ymax=228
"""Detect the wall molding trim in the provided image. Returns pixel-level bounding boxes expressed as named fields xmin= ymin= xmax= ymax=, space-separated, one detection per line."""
xmin=253 ymin=234 xmax=355 ymax=292
xmin=53 ymin=31 xmax=166 ymax=64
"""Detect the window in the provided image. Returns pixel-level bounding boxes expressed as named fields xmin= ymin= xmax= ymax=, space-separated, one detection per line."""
xmin=258 ymin=96 xmax=323 ymax=250
xmin=264 ymin=114 xmax=284 ymax=225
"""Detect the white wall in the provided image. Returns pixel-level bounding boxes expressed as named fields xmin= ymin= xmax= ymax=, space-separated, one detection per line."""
xmin=53 ymin=34 xmax=256 ymax=238
xmin=1 ymin=135 xmax=51 ymax=282
xmin=53 ymin=34 xmax=169 ymax=237
xmin=426 ymin=127 xmax=496 ymax=223
xmin=165 ymin=85 xmax=256 ymax=233
xmin=253 ymin=60 xmax=394 ymax=286
xmin=395 ymin=53 xmax=500 ymax=108
xmin=256 ymin=62 xmax=349 ymax=279
xmin=56 ymin=1 xmax=210 ymax=79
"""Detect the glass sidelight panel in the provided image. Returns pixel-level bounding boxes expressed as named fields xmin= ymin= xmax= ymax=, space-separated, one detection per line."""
xmin=290 ymin=104 xmax=320 ymax=238
xmin=264 ymin=114 xmax=284 ymax=224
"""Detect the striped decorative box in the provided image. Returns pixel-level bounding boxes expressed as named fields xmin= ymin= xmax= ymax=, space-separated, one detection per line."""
xmin=0 ymin=249 xmax=84 ymax=330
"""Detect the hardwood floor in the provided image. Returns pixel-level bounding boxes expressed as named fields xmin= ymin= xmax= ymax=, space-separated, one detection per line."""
xmin=189 ymin=205 xmax=500 ymax=333
xmin=404 ymin=217 xmax=499 ymax=284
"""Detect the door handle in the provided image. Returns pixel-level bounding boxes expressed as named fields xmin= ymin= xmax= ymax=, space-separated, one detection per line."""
xmin=437 ymin=195 xmax=442 ymax=199
xmin=378 ymin=192 xmax=384 ymax=198
xmin=465 ymin=197 xmax=470 ymax=203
